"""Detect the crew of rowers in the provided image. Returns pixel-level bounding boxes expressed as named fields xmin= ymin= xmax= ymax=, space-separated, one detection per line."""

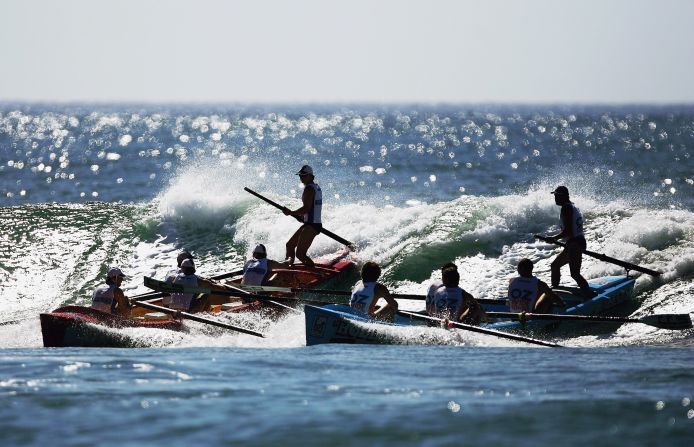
xmin=90 ymin=164 xmax=589 ymax=328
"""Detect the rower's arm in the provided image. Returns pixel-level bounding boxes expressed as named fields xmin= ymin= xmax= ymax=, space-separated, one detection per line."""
xmin=459 ymin=292 xmax=485 ymax=324
xmin=114 ymin=289 xmax=131 ymax=316
xmin=539 ymin=280 xmax=566 ymax=307
xmin=372 ymin=284 xmax=398 ymax=317
xmin=288 ymin=187 xmax=315 ymax=217
xmin=549 ymin=205 xmax=572 ymax=240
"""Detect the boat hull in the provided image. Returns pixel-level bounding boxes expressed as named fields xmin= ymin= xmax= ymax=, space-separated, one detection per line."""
xmin=40 ymin=306 xmax=183 ymax=348
xmin=304 ymin=275 xmax=636 ymax=346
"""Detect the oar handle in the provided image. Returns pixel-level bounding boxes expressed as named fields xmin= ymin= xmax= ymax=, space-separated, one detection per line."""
xmin=533 ymin=234 xmax=662 ymax=277
xmin=244 ymin=187 xmax=355 ymax=249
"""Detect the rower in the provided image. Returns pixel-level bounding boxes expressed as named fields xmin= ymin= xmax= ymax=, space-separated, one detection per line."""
xmin=429 ymin=268 xmax=485 ymax=326
xmin=543 ymin=186 xmax=596 ymax=298
xmin=169 ymin=258 xmax=228 ymax=313
xmin=163 ymin=251 xmax=194 ymax=306
xmin=283 ymin=165 xmax=322 ymax=268
xmin=349 ymin=262 xmax=398 ymax=322
xmin=426 ymin=262 xmax=458 ymax=315
xmin=91 ymin=267 xmax=131 ymax=316
xmin=508 ymin=258 xmax=566 ymax=313
xmin=241 ymin=244 xmax=287 ymax=286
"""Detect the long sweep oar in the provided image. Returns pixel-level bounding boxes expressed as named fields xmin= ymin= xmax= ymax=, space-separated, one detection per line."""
xmin=133 ymin=300 xmax=265 ymax=337
xmin=236 ymin=284 xmax=507 ymax=306
xmin=142 ymin=276 xmax=308 ymax=311
xmin=534 ymin=234 xmax=663 ymax=276
xmin=485 ymin=311 xmax=693 ymax=330
xmin=130 ymin=268 xmax=244 ymax=303
xmin=244 ymin=187 xmax=355 ymax=249
xmin=397 ymin=310 xmax=563 ymax=348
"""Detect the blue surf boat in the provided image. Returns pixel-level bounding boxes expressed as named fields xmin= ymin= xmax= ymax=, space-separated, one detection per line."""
xmin=304 ymin=275 xmax=636 ymax=346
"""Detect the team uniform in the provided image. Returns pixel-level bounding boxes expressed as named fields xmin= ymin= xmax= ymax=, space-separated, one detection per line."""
xmin=91 ymin=284 xmax=119 ymax=313
xmin=302 ymin=182 xmax=322 ymax=229
xmin=426 ymin=280 xmax=444 ymax=314
xmin=507 ymin=276 xmax=540 ymax=312
xmin=169 ymin=272 xmax=200 ymax=311
xmin=241 ymin=258 xmax=269 ymax=286
xmin=349 ymin=281 xmax=377 ymax=315
xmin=430 ymin=286 xmax=466 ymax=320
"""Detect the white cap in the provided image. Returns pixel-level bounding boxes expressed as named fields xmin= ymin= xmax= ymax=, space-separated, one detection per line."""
xmin=253 ymin=244 xmax=267 ymax=255
xmin=180 ymin=258 xmax=195 ymax=269
xmin=296 ymin=165 xmax=314 ymax=176
xmin=107 ymin=267 xmax=125 ymax=279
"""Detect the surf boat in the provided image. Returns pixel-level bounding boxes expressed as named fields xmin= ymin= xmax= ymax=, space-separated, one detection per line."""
xmin=136 ymin=250 xmax=356 ymax=316
xmin=40 ymin=305 xmax=184 ymax=348
xmin=304 ymin=275 xmax=636 ymax=346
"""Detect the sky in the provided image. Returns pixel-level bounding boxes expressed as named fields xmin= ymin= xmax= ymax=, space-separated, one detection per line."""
xmin=1 ymin=0 xmax=693 ymax=104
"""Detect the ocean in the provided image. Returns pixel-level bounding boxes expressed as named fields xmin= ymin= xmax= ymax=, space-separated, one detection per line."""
xmin=1 ymin=103 xmax=693 ymax=446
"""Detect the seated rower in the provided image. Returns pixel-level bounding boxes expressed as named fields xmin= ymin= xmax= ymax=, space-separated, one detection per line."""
xmin=169 ymin=259 xmax=228 ymax=313
xmin=241 ymin=244 xmax=288 ymax=286
xmin=429 ymin=268 xmax=485 ymax=326
xmin=508 ymin=258 xmax=566 ymax=314
xmin=165 ymin=251 xmax=194 ymax=283
xmin=91 ymin=267 xmax=131 ymax=317
xmin=426 ymin=262 xmax=458 ymax=315
xmin=349 ymin=261 xmax=398 ymax=322
xmin=163 ymin=251 xmax=194 ymax=306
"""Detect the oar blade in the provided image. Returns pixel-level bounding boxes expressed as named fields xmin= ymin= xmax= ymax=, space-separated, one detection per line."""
xmin=640 ymin=314 xmax=693 ymax=330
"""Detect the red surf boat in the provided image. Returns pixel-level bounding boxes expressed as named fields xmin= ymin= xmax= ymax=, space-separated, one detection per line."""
xmin=40 ymin=305 xmax=184 ymax=348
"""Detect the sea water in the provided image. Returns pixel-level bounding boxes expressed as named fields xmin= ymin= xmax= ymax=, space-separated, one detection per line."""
xmin=1 ymin=104 xmax=693 ymax=446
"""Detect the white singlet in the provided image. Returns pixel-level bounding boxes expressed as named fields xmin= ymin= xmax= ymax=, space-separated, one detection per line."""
xmin=241 ymin=258 xmax=269 ymax=286
xmin=91 ymin=284 xmax=116 ymax=313
xmin=303 ymin=183 xmax=322 ymax=224
xmin=163 ymin=268 xmax=180 ymax=306
xmin=350 ymin=281 xmax=377 ymax=315
xmin=431 ymin=287 xmax=465 ymax=318
xmin=507 ymin=276 xmax=540 ymax=312
xmin=426 ymin=281 xmax=444 ymax=314
xmin=169 ymin=273 xmax=199 ymax=311
xmin=561 ymin=203 xmax=584 ymax=239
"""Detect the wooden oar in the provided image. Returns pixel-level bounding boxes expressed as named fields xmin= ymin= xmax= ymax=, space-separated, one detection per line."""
xmin=236 ymin=284 xmax=507 ymax=306
xmin=397 ymin=310 xmax=563 ymax=348
xmin=143 ymin=276 xmax=309 ymax=311
xmin=485 ymin=311 xmax=693 ymax=330
xmin=244 ymin=187 xmax=355 ymax=249
xmin=534 ymin=234 xmax=663 ymax=276
xmin=133 ymin=300 xmax=265 ymax=337
xmin=130 ymin=268 xmax=244 ymax=302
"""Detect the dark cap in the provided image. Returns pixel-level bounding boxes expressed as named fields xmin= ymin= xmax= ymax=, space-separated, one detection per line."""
xmin=551 ymin=186 xmax=569 ymax=196
xmin=296 ymin=165 xmax=314 ymax=176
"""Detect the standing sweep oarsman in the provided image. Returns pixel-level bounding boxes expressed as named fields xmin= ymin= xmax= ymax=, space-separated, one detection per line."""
xmin=283 ymin=165 xmax=322 ymax=268
xmin=543 ymin=186 xmax=596 ymax=298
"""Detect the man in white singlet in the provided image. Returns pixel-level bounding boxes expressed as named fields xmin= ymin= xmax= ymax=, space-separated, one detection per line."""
xmin=241 ymin=244 xmax=288 ymax=286
xmin=349 ymin=262 xmax=398 ymax=322
xmin=429 ymin=268 xmax=485 ymax=326
xmin=426 ymin=262 xmax=458 ymax=315
xmin=91 ymin=267 xmax=131 ymax=316
xmin=163 ymin=251 xmax=194 ymax=306
xmin=508 ymin=258 xmax=565 ymax=313
xmin=544 ymin=186 xmax=596 ymax=298
xmin=169 ymin=259 xmax=222 ymax=313
xmin=283 ymin=165 xmax=322 ymax=268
